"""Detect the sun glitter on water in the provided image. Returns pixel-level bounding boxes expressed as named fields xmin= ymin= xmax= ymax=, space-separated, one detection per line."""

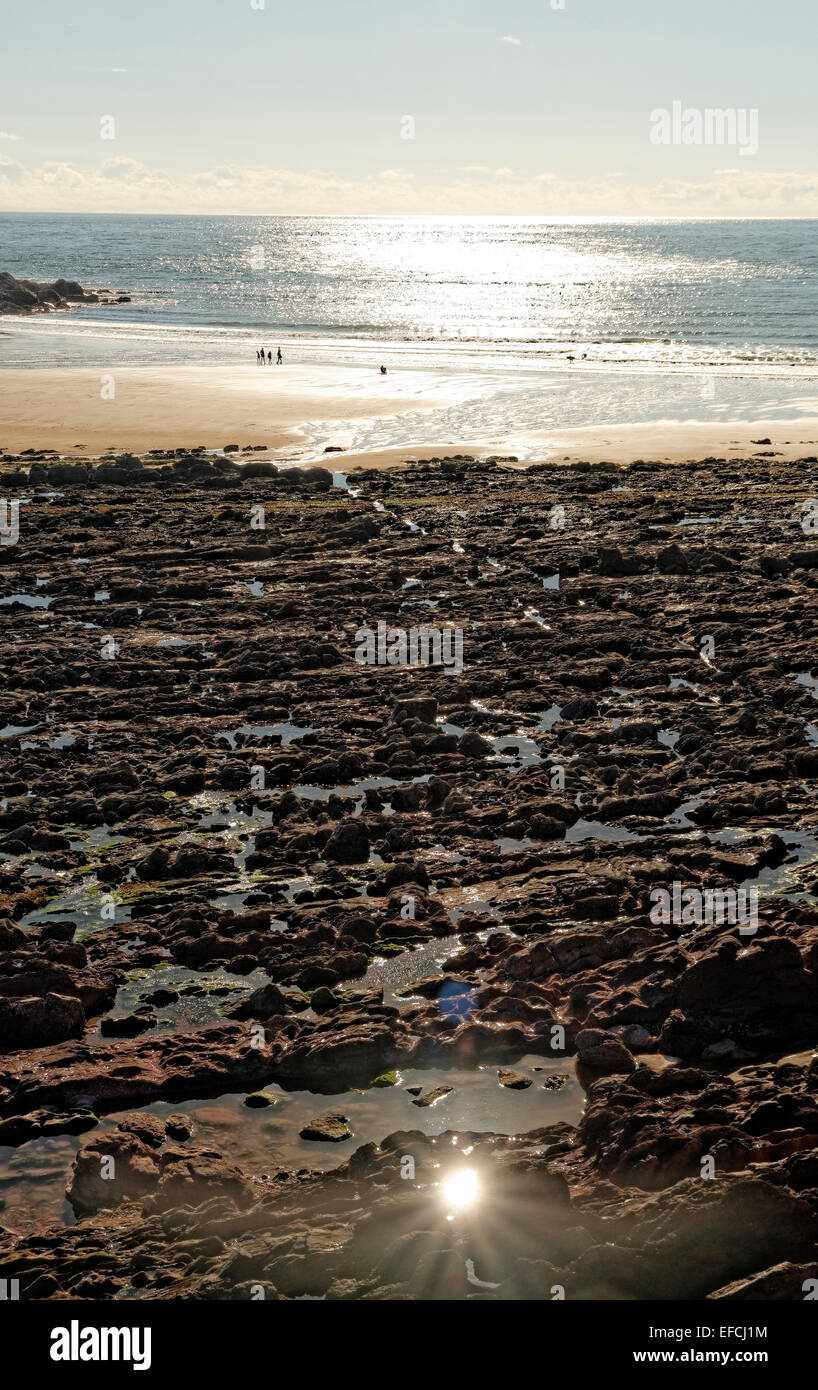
xmin=442 ymin=1169 xmax=480 ymax=1214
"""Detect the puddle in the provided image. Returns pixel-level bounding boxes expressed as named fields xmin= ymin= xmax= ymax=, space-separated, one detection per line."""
xmin=353 ymin=936 xmax=464 ymax=1006
xmin=609 ymin=687 xmax=643 ymax=708
xmin=666 ymin=794 xmax=710 ymax=829
xmin=293 ymin=774 xmax=433 ymax=802
xmin=710 ymin=827 xmax=751 ymax=847
xmin=564 ymin=819 xmax=643 ymax=844
xmin=332 ymin=472 xmax=359 ymax=497
xmin=216 ymin=722 xmax=317 ymax=750
xmin=67 ymin=826 xmax=128 ymax=850
xmin=442 ymin=890 xmax=502 ymax=923
xmin=658 ymin=729 xmax=681 ymax=753
xmin=0 ymin=594 xmax=54 ymax=609
xmin=672 ymin=516 xmax=767 ymax=527
xmin=496 ymin=837 xmax=536 ymax=854
xmin=86 ymin=963 xmax=270 ymax=1041
xmin=795 ymin=672 xmax=818 ymax=699
xmin=280 ymin=874 xmax=316 ymax=903
xmin=159 ymin=1058 xmax=582 ymax=1163
xmin=538 ymin=706 xmax=563 ymax=732
xmin=194 ymin=799 xmax=273 ymax=865
xmin=0 ymin=1060 xmax=582 ymax=1235
xmin=20 ymin=876 xmax=132 ymax=938
xmin=0 ymin=1137 xmax=78 ymax=1233
xmin=489 ymin=735 xmax=543 ymax=768
xmin=749 ymin=830 xmax=818 ymax=899
xmin=522 ymin=608 xmax=551 ymax=630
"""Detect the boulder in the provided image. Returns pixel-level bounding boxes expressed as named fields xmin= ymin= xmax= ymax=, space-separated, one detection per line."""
xmin=575 ymin=1028 xmax=637 ymax=1075
xmin=0 ymin=992 xmax=85 ymax=1051
xmin=298 ymin=1112 xmax=352 ymax=1142
xmin=324 ymin=818 xmax=370 ymax=864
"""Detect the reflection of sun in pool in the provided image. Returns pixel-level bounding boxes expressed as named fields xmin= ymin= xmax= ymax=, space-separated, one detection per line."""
xmin=442 ymin=1168 xmax=480 ymax=1212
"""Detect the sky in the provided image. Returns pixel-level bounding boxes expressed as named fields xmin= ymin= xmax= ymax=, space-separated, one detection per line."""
xmin=1 ymin=0 xmax=817 ymax=215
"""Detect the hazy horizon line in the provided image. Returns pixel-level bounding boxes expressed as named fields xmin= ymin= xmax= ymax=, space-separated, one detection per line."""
xmin=3 ymin=211 xmax=818 ymax=222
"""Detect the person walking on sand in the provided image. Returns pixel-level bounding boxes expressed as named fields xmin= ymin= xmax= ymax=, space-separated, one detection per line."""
xmin=258 ymin=346 xmax=265 ymax=364
xmin=277 ymin=347 xmax=283 ymax=365
xmin=380 ymin=365 xmax=387 ymax=375
xmin=267 ymin=350 xmax=272 ymax=364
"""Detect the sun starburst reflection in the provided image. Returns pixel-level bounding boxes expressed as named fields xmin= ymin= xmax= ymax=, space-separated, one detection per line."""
xmin=442 ymin=1168 xmax=480 ymax=1213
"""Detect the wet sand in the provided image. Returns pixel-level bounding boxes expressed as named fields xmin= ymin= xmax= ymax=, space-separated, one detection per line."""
xmin=332 ymin=418 xmax=818 ymax=471
xmin=0 ymin=365 xmax=442 ymax=456
xmin=2 ymin=366 xmax=818 ymax=467
xmin=514 ymin=416 xmax=818 ymax=466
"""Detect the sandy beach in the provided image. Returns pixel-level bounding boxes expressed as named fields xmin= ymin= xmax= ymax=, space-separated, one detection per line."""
xmin=0 ymin=364 xmax=444 ymax=457
xmin=2 ymin=364 xmax=818 ymax=467
xmin=509 ymin=416 xmax=818 ymax=467
xmin=329 ymin=418 xmax=818 ymax=471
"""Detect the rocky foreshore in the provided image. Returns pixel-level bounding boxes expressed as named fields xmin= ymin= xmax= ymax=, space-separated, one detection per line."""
xmin=0 ymin=271 xmax=130 ymax=315
xmin=0 ymin=447 xmax=816 ymax=1300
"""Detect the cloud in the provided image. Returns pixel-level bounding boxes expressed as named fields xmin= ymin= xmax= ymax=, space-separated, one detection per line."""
xmin=0 ymin=131 xmax=20 ymax=141
xmin=98 ymin=156 xmax=166 ymax=183
xmin=501 ymin=35 xmax=522 ymax=45
xmin=0 ymin=156 xmax=817 ymax=216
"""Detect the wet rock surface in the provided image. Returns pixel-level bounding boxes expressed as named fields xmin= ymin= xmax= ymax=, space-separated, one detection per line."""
xmin=0 ymin=450 xmax=817 ymax=1299
xmin=0 ymin=272 xmax=127 ymax=316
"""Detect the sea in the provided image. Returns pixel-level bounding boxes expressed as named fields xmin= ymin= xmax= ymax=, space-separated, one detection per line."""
xmin=1 ymin=214 xmax=817 ymax=453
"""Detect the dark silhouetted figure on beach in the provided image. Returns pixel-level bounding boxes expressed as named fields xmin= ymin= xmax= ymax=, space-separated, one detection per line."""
xmin=380 ymin=365 xmax=387 ymax=375
xmin=277 ymin=347 xmax=283 ymax=365
xmin=267 ymin=350 xmax=272 ymax=364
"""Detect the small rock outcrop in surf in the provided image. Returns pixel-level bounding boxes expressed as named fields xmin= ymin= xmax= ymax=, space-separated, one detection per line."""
xmin=0 ymin=271 xmax=130 ymax=315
